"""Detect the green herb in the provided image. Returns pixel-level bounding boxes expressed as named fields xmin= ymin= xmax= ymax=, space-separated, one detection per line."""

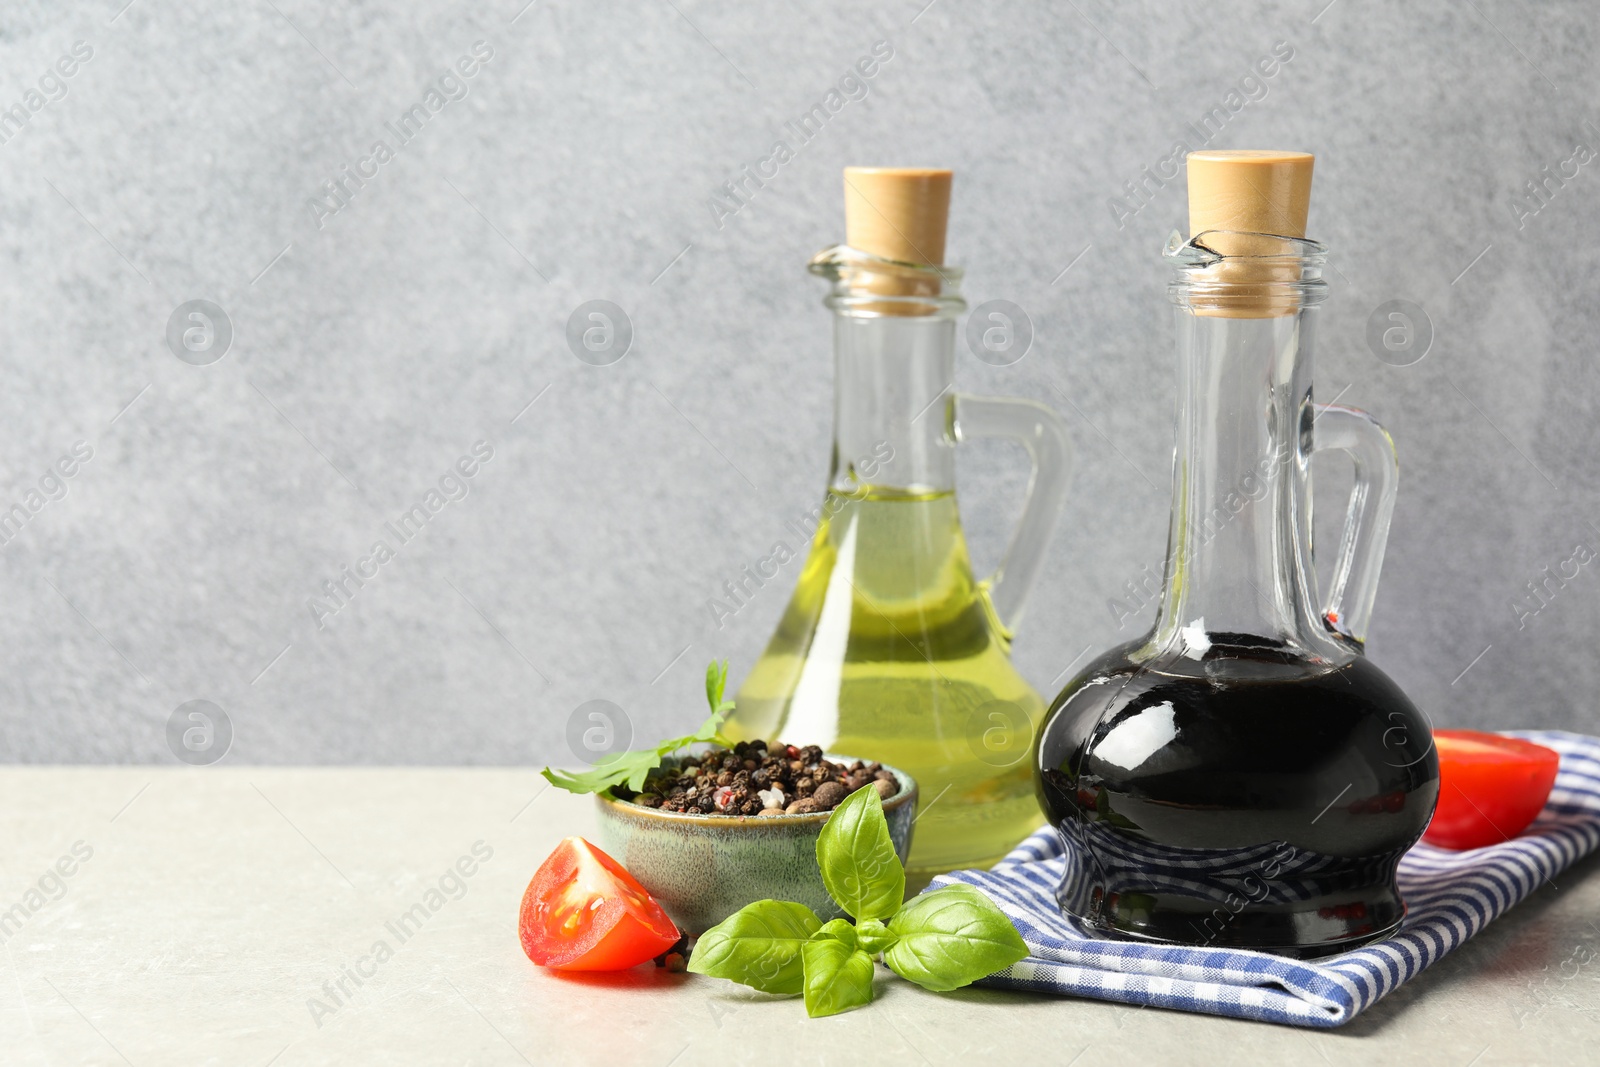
xmin=884 ymin=883 xmax=1032 ymax=992
xmin=686 ymin=900 xmax=818 ymax=995
xmin=854 ymin=918 xmax=894 ymax=955
xmin=540 ymin=660 xmax=735 ymax=795
xmin=688 ymin=784 xmax=1028 ymax=1017
xmin=816 ymin=779 xmax=904 ymax=921
xmin=801 ymin=920 xmax=876 ymax=1018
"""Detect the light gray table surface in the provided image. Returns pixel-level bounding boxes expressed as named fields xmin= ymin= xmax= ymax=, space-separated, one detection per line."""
xmin=2 ymin=768 xmax=1596 ymax=1066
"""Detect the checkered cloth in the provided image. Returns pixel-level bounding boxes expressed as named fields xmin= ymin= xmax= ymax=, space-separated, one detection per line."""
xmin=928 ymin=731 xmax=1600 ymax=1028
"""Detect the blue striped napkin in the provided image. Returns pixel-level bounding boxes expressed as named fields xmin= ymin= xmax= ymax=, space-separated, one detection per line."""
xmin=928 ymin=730 xmax=1600 ymax=1028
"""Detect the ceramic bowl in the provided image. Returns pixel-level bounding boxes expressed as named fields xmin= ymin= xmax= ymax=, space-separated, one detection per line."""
xmin=593 ymin=755 xmax=917 ymax=935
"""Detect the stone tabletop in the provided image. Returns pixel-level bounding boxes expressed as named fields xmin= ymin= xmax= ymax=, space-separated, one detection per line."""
xmin=2 ymin=768 xmax=1595 ymax=1066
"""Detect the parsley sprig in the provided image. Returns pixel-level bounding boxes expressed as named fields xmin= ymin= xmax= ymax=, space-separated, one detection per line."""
xmin=540 ymin=660 xmax=735 ymax=795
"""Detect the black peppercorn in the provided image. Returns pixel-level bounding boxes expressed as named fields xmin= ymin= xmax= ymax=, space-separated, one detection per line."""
xmin=812 ymin=781 xmax=846 ymax=810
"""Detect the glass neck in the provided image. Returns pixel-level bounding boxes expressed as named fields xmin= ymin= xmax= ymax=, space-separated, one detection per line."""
xmin=1149 ymin=309 xmax=1320 ymax=657
xmin=812 ymin=246 xmax=966 ymax=496
xmin=829 ymin=315 xmax=957 ymax=494
xmin=1142 ymin=230 xmax=1348 ymax=666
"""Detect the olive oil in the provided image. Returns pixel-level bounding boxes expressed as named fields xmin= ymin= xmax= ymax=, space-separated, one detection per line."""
xmin=728 ymin=167 xmax=1071 ymax=888
xmin=727 ymin=487 xmax=1046 ymax=885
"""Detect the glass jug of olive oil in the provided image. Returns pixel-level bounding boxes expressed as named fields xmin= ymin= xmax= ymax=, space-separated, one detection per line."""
xmin=724 ymin=168 xmax=1073 ymax=886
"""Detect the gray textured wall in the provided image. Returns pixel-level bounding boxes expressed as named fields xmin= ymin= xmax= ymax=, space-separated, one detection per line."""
xmin=1 ymin=0 xmax=1596 ymax=764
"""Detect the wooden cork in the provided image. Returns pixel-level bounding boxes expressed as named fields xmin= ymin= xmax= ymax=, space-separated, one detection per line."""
xmin=1186 ymin=150 xmax=1314 ymax=318
xmin=840 ymin=167 xmax=952 ymax=314
xmin=1187 ymin=150 xmax=1313 ymax=243
xmin=844 ymin=167 xmax=952 ymax=265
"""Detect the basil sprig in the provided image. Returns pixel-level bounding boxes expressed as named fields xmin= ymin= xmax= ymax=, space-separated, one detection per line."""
xmin=688 ymin=784 xmax=1028 ymax=1017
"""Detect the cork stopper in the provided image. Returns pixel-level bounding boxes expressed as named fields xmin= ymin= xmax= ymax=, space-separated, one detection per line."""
xmin=1185 ymin=150 xmax=1314 ymax=318
xmin=839 ymin=168 xmax=952 ymax=314
xmin=843 ymin=168 xmax=951 ymax=266
xmin=1187 ymin=150 xmax=1313 ymax=242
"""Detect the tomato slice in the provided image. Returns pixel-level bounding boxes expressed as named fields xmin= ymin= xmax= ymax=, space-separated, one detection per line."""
xmin=519 ymin=837 xmax=679 ymax=970
xmin=1423 ymin=730 xmax=1560 ymax=851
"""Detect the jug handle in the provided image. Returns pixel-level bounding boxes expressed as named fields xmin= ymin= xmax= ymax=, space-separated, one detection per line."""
xmin=948 ymin=394 xmax=1073 ymax=638
xmin=1310 ymin=403 xmax=1399 ymax=646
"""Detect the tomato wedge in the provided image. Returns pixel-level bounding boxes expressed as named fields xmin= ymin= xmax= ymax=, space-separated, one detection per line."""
xmin=519 ymin=837 xmax=679 ymax=970
xmin=1423 ymin=730 xmax=1560 ymax=851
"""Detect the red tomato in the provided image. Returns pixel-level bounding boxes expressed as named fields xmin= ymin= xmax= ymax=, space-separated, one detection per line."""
xmin=519 ymin=837 xmax=679 ymax=970
xmin=1423 ymin=731 xmax=1560 ymax=851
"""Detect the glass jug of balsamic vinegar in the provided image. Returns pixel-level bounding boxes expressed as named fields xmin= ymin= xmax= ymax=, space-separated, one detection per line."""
xmin=726 ymin=168 xmax=1073 ymax=886
xmin=1035 ymin=151 xmax=1439 ymax=957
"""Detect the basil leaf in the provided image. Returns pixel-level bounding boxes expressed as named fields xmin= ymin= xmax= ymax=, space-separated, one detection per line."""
xmin=801 ymin=937 xmax=876 ymax=1018
xmin=854 ymin=918 xmax=896 ymax=955
xmin=816 ymin=784 xmax=905 ymax=922
xmin=884 ymin=884 xmax=1028 ymax=992
xmin=687 ymin=900 xmax=821 ymax=995
xmin=811 ymin=917 xmax=857 ymax=947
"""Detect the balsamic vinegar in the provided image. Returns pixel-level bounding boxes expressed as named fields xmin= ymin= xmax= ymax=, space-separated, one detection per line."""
xmin=1037 ymin=635 xmax=1437 ymax=955
xmin=1035 ymin=150 xmax=1438 ymax=956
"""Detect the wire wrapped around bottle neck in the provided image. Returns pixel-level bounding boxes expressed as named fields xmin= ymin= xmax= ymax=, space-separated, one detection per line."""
xmin=1165 ymin=230 xmax=1328 ymax=318
xmin=808 ymin=244 xmax=966 ymax=319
